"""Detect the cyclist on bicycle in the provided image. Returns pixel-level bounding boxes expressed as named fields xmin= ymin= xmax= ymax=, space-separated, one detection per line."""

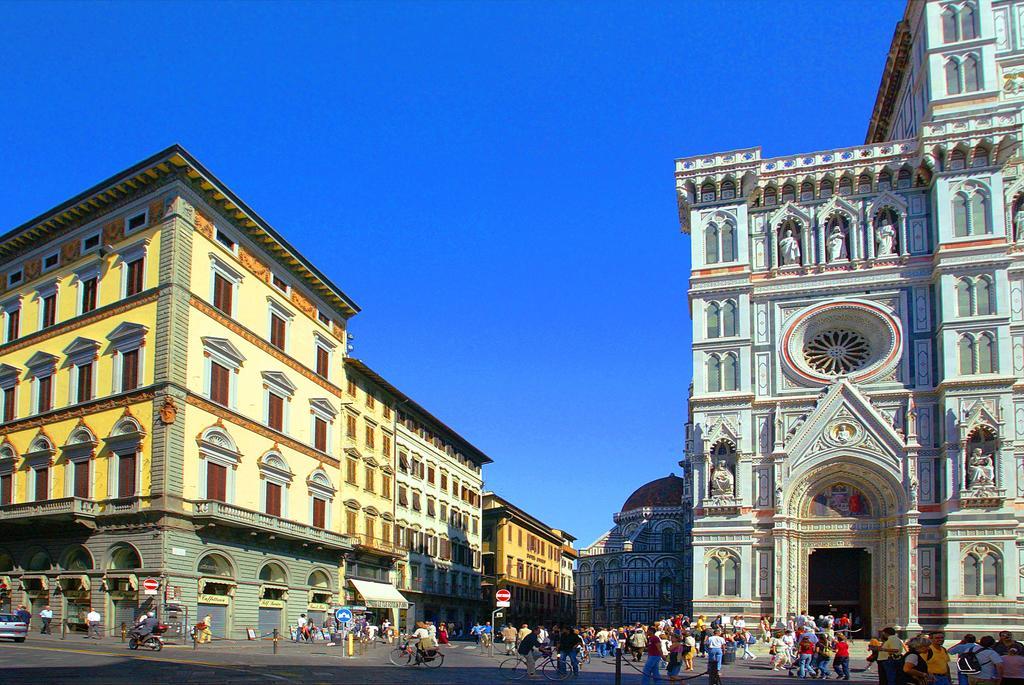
xmin=410 ymin=621 xmax=437 ymax=663
xmin=518 ymin=625 xmax=544 ymax=677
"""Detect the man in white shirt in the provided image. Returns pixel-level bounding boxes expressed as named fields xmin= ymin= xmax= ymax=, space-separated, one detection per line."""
xmin=296 ymin=613 xmax=308 ymax=642
xmin=734 ymin=615 xmax=746 ymax=631
xmin=86 ymin=608 xmax=102 ymax=639
xmin=39 ymin=606 xmax=53 ymax=635
xmin=596 ymin=628 xmax=610 ymax=657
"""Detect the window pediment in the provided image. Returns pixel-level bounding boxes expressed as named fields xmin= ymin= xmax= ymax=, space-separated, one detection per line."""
xmin=0 ymin=364 xmax=19 ymax=387
xmin=108 ymin=322 xmax=149 ymax=350
xmin=25 ymin=351 xmax=58 ymax=375
xmin=261 ymin=370 xmax=297 ymax=397
xmin=202 ymin=336 xmax=245 ymax=368
xmin=310 ymin=398 xmax=338 ymax=419
xmin=63 ymin=337 xmax=101 ymax=365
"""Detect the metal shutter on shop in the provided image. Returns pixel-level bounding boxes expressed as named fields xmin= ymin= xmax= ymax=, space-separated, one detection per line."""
xmin=257 ymin=607 xmax=281 ymax=637
xmin=112 ymin=600 xmax=138 ymax=633
xmin=307 ymin=611 xmax=324 ymax=628
xmin=197 ymin=604 xmax=228 ymax=639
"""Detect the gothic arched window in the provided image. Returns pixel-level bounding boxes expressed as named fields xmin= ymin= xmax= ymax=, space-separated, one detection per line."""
xmin=946 ymin=59 xmax=963 ymax=95
xmin=838 ymin=177 xmax=852 ymax=196
xmin=969 ymin=190 xmax=989 ymax=234
xmin=707 ymin=354 xmax=722 ymax=393
xmin=723 ymin=557 xmax=739 ymax=596
xmin=957 ymin=278 xmax=974 ymax=317
xmin=942 ymin=6 xmax=959 ymax=42
xmin=953 ymin=192 xmax=970 ymax=236
xmin=701 ymin=182 xmax=716 ymax=203
xmin=878 ymin=171 xmax=892 ymax=191
xmin=722 ymin=352 xmax=739 ymax=392
xmin=660 ymin=577 xmax=674 ymax=603
xmin=959 ymin=334 xmax=975 ymax=375
xmin=781 ymin=184 xmax=796 ymax=203
xmin=764 ymin=187 xmax=777 ymax=206
xmin=800 ymin=182 xmax=814 ymax=202
xmin=977 ymin=332 xmax=995 ymax=373
xmin=949 ymin=149 xmax=967 ymax=171
xmin=705 ymin=223 xmax=720 ymax=264
xmin=720 ymin=179 xmax=736 ymax=200
xmin=722 ymin=300 xmax=738 ymax=337
xmin=897 ymin=168 xmax=912 ymax=189
xmin=721 ymin=224 xmax=736 ymax=262
xmin=963 ymin=548 xmax=1001 ymax=596
xmin=820 ymin=179 xmax=834 ymax=198
xmin=706 ymin=302 xmax=721 ymax=339
xmin=857 ymin=173 xmax=872 ymax=194
xmin=707 ymin=550 xmax=740 ymax=596
xmin=976 ymin=276 xmax=993 ymax=315
xmin=963 ymin=54 xmax=980 ymax=92
xmin=972 ymin=145 xmax=990 ymax=168
xmin=661 ymin=528 xmax=675 ymax=552
xmin=960 ymin=4 xmax=977 ymax=40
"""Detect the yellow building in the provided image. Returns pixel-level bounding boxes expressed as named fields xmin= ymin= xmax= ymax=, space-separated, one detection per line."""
xmin=0 ymin=146 xmax=372 ymax=638
xmin=482 ymin=493 xmax=575 ymax=626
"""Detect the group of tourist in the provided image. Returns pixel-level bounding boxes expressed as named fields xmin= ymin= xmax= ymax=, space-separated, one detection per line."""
xmin=867 ymin=627 xmax=1023 ymax=685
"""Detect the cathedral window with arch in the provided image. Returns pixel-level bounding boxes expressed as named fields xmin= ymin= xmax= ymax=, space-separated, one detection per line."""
xmin=878 ymin=170 xmax=892 ymax=191
xmin=952 ymin=186 xmax=990 ymax=236
xmin=958 ymin=332 xmax=996 ymax=374
xmin=706 ymin=550 xmax=740 ymax=596
xmin=960 ymin=4 xmax=977 ymax=40
xmin=820 ymin=179 xmax=834 ymax=199
xmin=957 ymin=276 xmax=994 ymax=317
xmin=781 ymin=184 xmax=796 ymax=203
xmin=800 ymin=182 xmax=814 ymax=202
xmin=705 ymin=223 xmax=720 ymax=264
xmin=763 ymin=186 xmax=777 ymax=206
xmin=857 ymin=173 xmax=872 ymax=194
xmin=704 ymin=222 xmax=736 ymax=265
xmin=720 ymin=179 xmax=736 ymax=200
xmin=706 ymin=302 xmax=720 ymax=339
xmin=946 ymin=59 xmax=963 ymax=95
xmin=972 ymin=145 xmax=990 ymax=168
xmin=700 ymin=182 xmax=716 ymax=203
xmin=838 ymin=177 xmax=853 ymax=196
xmin=945 ymin=55 xmax=981 ymax=96
xmin=942 ymin=5 xmax=959 ymax=42
xmin=897 ymin=168 xmax=912 ymax=189
xmin=706 ymin=300 xmax=738 ymax=338
xmin=962 ymin=547 xmax=1000 ymax=596
xmin=949 ymin=148 xmax=966 ymax=171
xmin=706 ymin=353 xmax=739 ymax=392
xmin=659 ymin=576 xmax=674 ymax=603
xmin=661 ymin=527 xmax=675 ymax=552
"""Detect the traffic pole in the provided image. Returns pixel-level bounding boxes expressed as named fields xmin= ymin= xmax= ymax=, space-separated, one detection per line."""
xmin=615 ymin=645 xmax=622 ymax=685
xmin=273 ymin=628 xmax=279 ymax=655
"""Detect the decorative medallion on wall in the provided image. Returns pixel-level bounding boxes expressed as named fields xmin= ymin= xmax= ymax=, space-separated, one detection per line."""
xmin=781 ymin=299 xmax=902 ymax=386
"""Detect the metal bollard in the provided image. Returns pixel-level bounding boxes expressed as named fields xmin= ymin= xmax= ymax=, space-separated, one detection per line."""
xmin=273 ymin=628 xmax=279 ymax=655
xmin=615 ymin=645 xmax=622 ymax=685
xmin=347 ymin=631 xmax=354 ymax=658
xmin=193 ymin=629 xmax=198 ymax=650
xmin=121 ymin=623 xmax=127 ymax=643
xmin=61 ymin=619 xmax=66 ymax=640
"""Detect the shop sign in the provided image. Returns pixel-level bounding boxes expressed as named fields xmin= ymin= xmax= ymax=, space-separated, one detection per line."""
xmin=258 ymin=599 xmax=284 ymax=609
xmin=307 ymin=602 xmax=329 ymax=611
xmin=197 ymin=593 xmax=230 ymax=606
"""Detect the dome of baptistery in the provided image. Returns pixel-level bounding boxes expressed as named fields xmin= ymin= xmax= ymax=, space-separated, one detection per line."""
xmin=620 ymin=474 xmax=685 ymax=512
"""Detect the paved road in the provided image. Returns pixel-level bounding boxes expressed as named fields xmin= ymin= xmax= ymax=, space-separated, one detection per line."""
xmin=0 ymin=635 xmax=879 ymax=684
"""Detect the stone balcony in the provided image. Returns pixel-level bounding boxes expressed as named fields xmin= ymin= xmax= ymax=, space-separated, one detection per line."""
xmin=352 ymin=533 xmax=403 ymax=559
xmin=191 ymin=500 xmax=356 ymax=551
xmin=0 ymin=497 xmax=100 ymax=525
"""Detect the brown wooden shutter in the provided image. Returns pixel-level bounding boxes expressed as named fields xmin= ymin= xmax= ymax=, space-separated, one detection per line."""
xmin=121 ymin=350 xmax=139 ymax=391
xmin=213 ymin=273 xmax=233 ymax=314
xmin=207 ymin=461 xmax=227 ymax=501
xmin=118 ymin=453 xmax=137 ymax=498
xmin=73 ymin=460 xmax=89 ymax=499
xmin=316 ymin=346 xmax=329 ymax=376
xmin=77 ymin=363 xmax=93 ymax=403
xmin=314 ymin=417 xmax=327 ymax=452
xmin=3 ymin=387 xmax=15 ymax=422
xmin=210 ymin=362 xmax=230 ymax=406
xmin=313 ymin=498 xmax=326 ymax=529
xmin=126 ymin=258 xmax=144 ymax=296
xmin=267 ymin=393 xmax=284 ymax=431
xmin=34 ymin=467 xmax=48 ymax=501
xmin=38 ymin=376 xmax=52 ymax=413
xmin=265 ymin=482 xmax=282 ymax=516
xmin=0 ymin=473 xmax=11 ymax=505
xmin=270 ymin=313 xmax=286 ymax=350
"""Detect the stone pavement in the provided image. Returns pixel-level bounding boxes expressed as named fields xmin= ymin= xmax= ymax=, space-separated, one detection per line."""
xmin=0 ymin=634 xmax=879 ymax=685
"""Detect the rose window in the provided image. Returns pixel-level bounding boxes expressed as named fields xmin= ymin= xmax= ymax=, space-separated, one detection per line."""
xmin=803 ymin=329 xmax=870 ymax=375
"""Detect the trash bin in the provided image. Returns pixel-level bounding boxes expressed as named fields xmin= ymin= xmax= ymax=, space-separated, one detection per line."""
xmin=722 ymin=642 xmax=737 ymax=664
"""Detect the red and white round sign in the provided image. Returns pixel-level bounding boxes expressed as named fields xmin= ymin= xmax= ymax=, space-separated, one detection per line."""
xmin=142 ymin=578 xmax=160 ymax=593
xmin=495 ymin=589 xmax=511 ymax=603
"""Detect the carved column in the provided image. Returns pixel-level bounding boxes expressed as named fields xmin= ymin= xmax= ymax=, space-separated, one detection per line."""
xmin=865 ymin=218 xmax=876 ymax=260
xmin=769 ymin=227 xmax=778 ymax=270
xmin=899 ymin=214 xmax=910 ymax=256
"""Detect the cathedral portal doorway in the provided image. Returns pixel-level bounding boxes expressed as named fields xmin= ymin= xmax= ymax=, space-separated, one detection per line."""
xmin=808 ymin=548 xmax=871 ymax=634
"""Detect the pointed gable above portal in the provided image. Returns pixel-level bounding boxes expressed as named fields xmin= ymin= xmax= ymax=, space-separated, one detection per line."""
xmin=784 ymin=379 xmax=905 ymax=480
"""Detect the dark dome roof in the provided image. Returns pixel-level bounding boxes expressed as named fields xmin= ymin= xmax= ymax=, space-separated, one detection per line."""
xmin=620 ymin=474 xmax=684 ymax=512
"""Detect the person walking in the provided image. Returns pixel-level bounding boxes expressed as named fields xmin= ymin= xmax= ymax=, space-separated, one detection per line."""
xmin=833 ymin=633 xmax=851 ymax=680
xmin=596 ymin=627 xmax=609 ymax=658
xmin=86 ymin=607 xmax=102 ymax=639
xmin=876 ymin=627 xmax=906 ymax=685
xmin=39 ymin=606 xmax=52 ymax=635
xmin=684 ymin=630 xmax=696 ymax=671
xmin=904 ymin=637 xmax=935 ymax=685
xmin=739 ymin=628 xmax=757 ymax=660
xmin=558 ymin=628 xmax=584 ymax=677
xmin=641 ymin=626 xmax=665 ymax=685
xmin=706 ymin=629 xmax=726 ymax=674
xmin=796 ymin=635 xmax=815 ymax=679
xmin=502 ymin=624 xmax=518 ymax=655
xmin=666 ymin=633 xmax=685 ymax=681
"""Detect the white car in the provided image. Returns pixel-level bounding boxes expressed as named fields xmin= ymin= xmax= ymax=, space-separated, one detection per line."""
xmin=0 ymin=613 xmax=28 ymax=642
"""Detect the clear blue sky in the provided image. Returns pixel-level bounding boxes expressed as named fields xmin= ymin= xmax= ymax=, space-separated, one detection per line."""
xmin=0 ymin=0 xmax=904 ymax=546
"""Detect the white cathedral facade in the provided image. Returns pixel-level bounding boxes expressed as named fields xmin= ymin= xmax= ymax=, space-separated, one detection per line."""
xmin=678 ymin=0 xmax=1024 ymax=634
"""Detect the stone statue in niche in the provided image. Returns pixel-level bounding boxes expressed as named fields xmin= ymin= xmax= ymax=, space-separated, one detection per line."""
xmin=1014 ymin=205 xmax=1024 ymax=241
xmin=827 ymin=219 xmax=847 ymax=261
xmin=876 ymin=213 xmax=897 ymax=256
xmin=966 ymin=448 xmax=995 ymax=488
xmin=710 ymin=460 xmax=735 ymax=496
xmin=780 ymin=228 xmax=801 ymax=266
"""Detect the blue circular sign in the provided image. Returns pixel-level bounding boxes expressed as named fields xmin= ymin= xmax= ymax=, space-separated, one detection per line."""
xmin=335 ymin=608 xmax=353 ymax=624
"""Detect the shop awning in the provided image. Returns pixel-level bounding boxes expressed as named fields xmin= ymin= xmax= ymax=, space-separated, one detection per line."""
xmin=259 ymin=583 xmax=288 ymax=599
xmin=57 ymin=574 xmax=91 ymax=590
xmin=199 ymin=577 xmax=237 ymax=596
xmin=103 ymin=573 xmax=138 ymax=592
xmin=21 ymin=575 xmax=48 ymax=591
xmin=349 ymin=579 xmax=409 ymax=609
xmin=0 ymin=575 xmax=11 ymax=591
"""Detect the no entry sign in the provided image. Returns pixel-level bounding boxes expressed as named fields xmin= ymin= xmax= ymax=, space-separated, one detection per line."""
xmin=142 ymin=578 xmax=160 ymax=595
xmin=495 ymin=589 xmax=511 ymax=603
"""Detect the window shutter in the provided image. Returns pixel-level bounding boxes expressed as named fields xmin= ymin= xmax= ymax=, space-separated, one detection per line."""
xmin=74 ymin=460 xmax=90 ymax=499
xmin=312 ymin=497 xmax=326 ymax=529
xmin=265 ymin=482 xmax=282 ymax=516
xmin=210 ymin=362 xmax=230 ymax=406
xmin=268 ymin=393 xmax=284 ymax=431
xmin=118 ymin=453 xmax=137 ymax=498
xmin=207 ymin=461 xmax=227 ymax=502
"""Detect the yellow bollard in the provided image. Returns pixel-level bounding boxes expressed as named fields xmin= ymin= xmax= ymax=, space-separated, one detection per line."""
xmin=347 ymin=631 xmax=354 ymax=657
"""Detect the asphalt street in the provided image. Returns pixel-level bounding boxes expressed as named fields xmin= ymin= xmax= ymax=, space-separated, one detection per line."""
xmin=0 ymin=635 xmax=879 ymax=685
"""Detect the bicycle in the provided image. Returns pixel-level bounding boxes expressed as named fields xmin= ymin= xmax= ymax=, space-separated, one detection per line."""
xmin=498 ymin=650 xmax=569 ymax=681
xmin=389 ymin=639 xmax=444 ymax=668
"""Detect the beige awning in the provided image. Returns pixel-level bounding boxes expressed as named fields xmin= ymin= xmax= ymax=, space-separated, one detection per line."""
xmin=349 ymin=579 xmax=409 ymax=609
xmin=57 ymin=574 xmax=91 ymax=591
xmin=103 ymin=573 xmax=138 ymax=592
xmin=21 ymin=575 xmax=48 ymax=591
xmin=259 ymin=583 xmax=289 ymax=599
xmin=0 ymin=576 xmax=11 ymax=591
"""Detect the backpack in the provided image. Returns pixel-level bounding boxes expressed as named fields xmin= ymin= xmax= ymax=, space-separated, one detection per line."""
xmin=956 ymin=648 xmax=984 ymax=675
